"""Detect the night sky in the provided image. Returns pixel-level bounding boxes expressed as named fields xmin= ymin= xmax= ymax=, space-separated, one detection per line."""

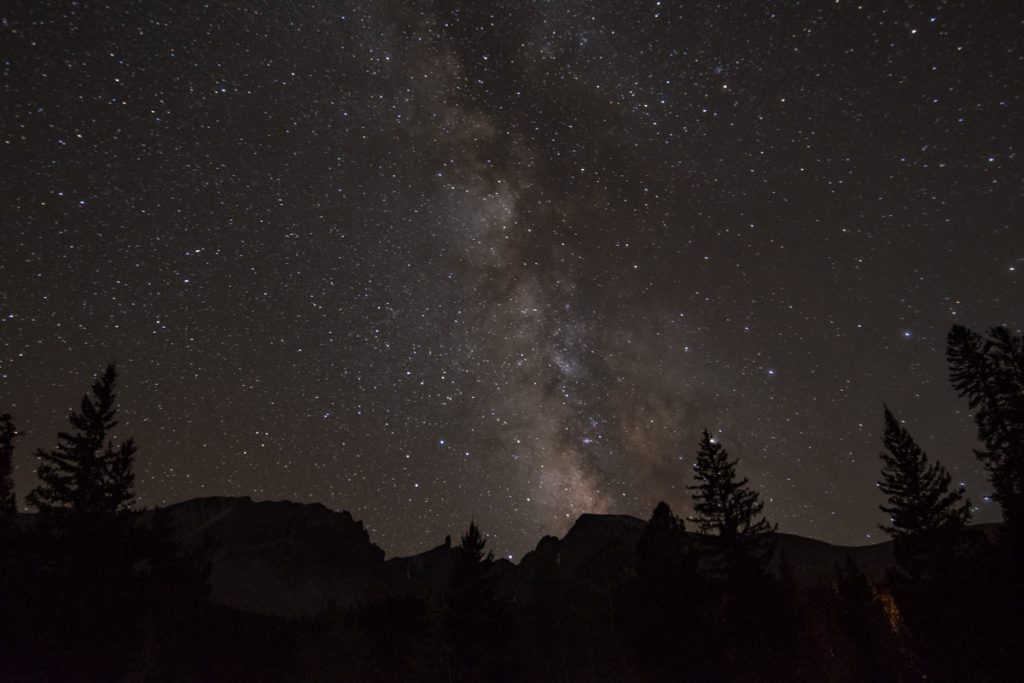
xmin=1 ymin=1 xmax=1020 ymax=559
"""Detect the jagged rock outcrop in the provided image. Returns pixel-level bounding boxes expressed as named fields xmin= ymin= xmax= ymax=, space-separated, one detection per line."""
xmin=515 ymin=513 xmax=647 ymax=598
xmin=384 ymin=538 xmax=454 ymax=596
xmin=157 ymin=496 xmax=389 ymax=617
xmin=149 ymin=496 xmax=984 ymax=618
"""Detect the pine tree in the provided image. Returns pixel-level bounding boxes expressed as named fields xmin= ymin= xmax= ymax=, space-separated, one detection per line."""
xmin=877 ymin=405 xmax=972 ymax=538
xmin=0 ymin=413 xmax=19 ymax=522
xmin=19 ymin=366 xmax=142 ymax=681
xmin=630 ymin=502 xmax=704 ymax=680
xmin=946 ymin=325 xmax=1024 ymax=533
xmin=450 ymin=519 xmax=495 ymax=594
xmin=946 ymin=325 xmax=1024 ymax=678
xmin=448 ymin=521 xmax=501 ymax=680
xmin=688 ymin=429 xmax=775 ymax=540
xmin=647 ymin=501 xmax=685 ymax=536
xmin=685 ymin=431 xmax=787 ymax=681
xmin=636 ymin=502 xmax=689 ymax=582
xmin=459 ymin=520 xmax=493 ymax=565
xmin=27 ymin=364 xmax=136 ymax=520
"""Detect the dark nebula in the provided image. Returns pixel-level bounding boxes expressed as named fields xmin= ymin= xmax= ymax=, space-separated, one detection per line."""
xmin=1 ymin=1 xmax=1020 ymax=557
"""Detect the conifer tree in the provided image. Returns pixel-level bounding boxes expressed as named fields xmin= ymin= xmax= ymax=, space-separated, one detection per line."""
xmin=19 ymin=366 xmax=142 ymax=681
xmin=459 ymin=520 xmax=493 ymax=565
xmin=688 ymin=430 xmax=775 ymax=540
xmin=878 ymin=404 xmax=991 ymax=680
xmin=877 ymin=406 xmax=971 ymax=538
xmin=630 ymin=502 xmax=703 ymax=679
xmin=0 ymin=413 xmax=19 ymax=522
xmin=27 ymin=364 xmax=136 ymax=520
xmin=637 ymin=502 xmax=689 ymax=581
xmin=946 ymin=325 xmax=1024 ymax=533
xmin=647 ymin=501 xmax=685 ymax=536
xmin=448 ymin=520 xmax=501 ymax=680
xmin=945 ymin=325 xmax=1024 ymax=680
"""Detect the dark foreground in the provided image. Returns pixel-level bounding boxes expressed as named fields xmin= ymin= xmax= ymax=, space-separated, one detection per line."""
xmin=2 ymin=499 xmax=1022 ymax=683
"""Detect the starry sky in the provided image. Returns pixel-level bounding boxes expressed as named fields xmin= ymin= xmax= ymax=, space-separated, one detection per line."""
xmin=1 ymin=1 xmax=1021 ymax=558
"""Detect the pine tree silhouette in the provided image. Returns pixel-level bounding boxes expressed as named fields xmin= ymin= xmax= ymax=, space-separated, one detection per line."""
xmin=877 ymin=405 xmax=971 ymax=539
xmin=645 ymin=501 xmax=684 ymax=538
xmin=27 ymin=364 xmax=136 ymax=520
xmin=688 ymin=429 xmax=775 ymax=540
xmin=448 ymin=520 xmax=502 ymax=681
xmin=0 ymin=413 xmax=19 ymax=523
xmin=946 ymin=325 xmax=1024 ymax=678
xmin=458 ymin=520 xmax=493 ymax=565
xmin=630 ymin=502 xmax=707 ymax=681
xmin=947 ymin=325 xmax=1024 ymax=538
xmin=876 ymin=407 xmax=986 ymax=679
xmin=19 ymin=365 xmax=142 ymax=681
xmin=636 ymin=501 xmax=689 ymax=583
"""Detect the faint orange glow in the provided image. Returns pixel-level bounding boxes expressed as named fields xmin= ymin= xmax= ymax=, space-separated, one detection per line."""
xmin=875 ymin=589 xmax=904 ymax=635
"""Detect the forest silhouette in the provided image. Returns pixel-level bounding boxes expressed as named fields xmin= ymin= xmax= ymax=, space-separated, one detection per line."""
xmin=1 ymin=323 xmax=1021 ymax=682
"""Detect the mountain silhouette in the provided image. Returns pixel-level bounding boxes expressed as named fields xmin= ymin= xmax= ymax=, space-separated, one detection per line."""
xmin=150 ymin=496 xmax=954 ymax=618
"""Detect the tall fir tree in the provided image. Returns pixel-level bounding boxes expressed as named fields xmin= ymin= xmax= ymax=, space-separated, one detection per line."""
xmin=27 ymin=364 xmax=136 ymax=520
xmin=877 ymin=405 xmax=971 ymax=538
xmin=629 ymin=502 xmax=706 ymax=681
xmin=688 ymin=429 xmax=775 ymax=540
xmin=448 ymin=520 xmax=502 ymax=681
xmin=18 ymin=366 xmax=143 ymax=681
xmin=646 ymin=501 xmax=685 ymax=537
xmin=636 ymin=502 xmax=689 ymax=582
xmin=877 ymin=406 xmax=988 ymax=680
xmin=458 ymin=520 xmax=493 ymax=565
xmin=0 ymin=413 xmax=19 ymax=522
xmin=945 ymin=326 xmax=1024 ymax=680
xmin=946 ymin=325 xmax=1024 ymax=535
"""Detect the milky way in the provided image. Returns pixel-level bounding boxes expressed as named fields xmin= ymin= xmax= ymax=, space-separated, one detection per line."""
xmin=1 ymin=1 xmax=1021 ymax=557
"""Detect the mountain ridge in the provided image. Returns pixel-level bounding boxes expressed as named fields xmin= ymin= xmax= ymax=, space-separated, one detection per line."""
xmin=136 ymin=495 xmax=929 ymax=617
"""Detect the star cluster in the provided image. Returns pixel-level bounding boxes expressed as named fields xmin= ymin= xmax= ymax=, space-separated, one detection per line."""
xmin=1 ymin=1 xmax=1020 ymax=557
